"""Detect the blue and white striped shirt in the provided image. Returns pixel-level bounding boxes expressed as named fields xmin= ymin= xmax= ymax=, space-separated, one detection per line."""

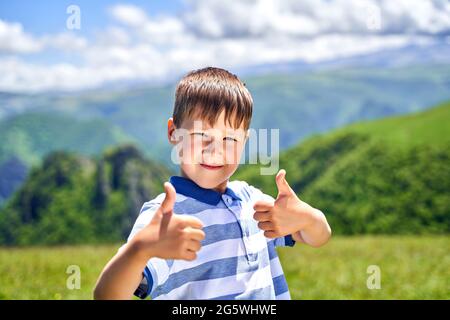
xmin=126 ymin=175 xmax=296 ymax=300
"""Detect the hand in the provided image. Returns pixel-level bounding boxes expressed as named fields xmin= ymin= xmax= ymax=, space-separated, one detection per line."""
xmin=253 ymin=169 xmax=316 ymax=239
xmin=131 ymin=182 xmax=205 ymax=261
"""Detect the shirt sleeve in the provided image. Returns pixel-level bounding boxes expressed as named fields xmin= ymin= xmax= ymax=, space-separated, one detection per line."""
xmin=246 ymin=183 xmax=296 ymax=248
xmin=125 ymin=199 xmax=171 ymax=299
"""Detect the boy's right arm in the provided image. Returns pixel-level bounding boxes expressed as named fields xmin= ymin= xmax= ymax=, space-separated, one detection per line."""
xmin=93 ymin=182 xmax=205 ymax=300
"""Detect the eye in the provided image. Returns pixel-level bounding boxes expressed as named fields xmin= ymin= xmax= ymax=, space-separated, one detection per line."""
xmin=191 ymin=132 xmax=210 ymax=140
xmin=224 ymin=136 xmax=238 ymax=142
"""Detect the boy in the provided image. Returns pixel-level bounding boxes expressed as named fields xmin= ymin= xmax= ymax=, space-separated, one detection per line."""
xmin=94 ymin=67 xmax=331 ymax=300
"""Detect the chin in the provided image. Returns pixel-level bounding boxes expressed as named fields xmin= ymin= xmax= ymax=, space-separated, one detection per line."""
xmin=182 ymin=165 xmax=235 ymax=190
xmin=194 ymin=176 xmax=223 ymax=189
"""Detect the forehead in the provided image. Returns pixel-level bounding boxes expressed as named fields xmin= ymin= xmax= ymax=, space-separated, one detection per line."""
xmin=179 ymin=109 xmax=245 ymax=131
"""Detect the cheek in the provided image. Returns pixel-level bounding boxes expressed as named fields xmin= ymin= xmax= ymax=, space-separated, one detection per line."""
xmin=178 ymin=139 xmax=203 ymax=164
xmin=180 ymin=163 xmax=197 ymax=177
xmin=224 ymin=142 xmax=244 ymax=164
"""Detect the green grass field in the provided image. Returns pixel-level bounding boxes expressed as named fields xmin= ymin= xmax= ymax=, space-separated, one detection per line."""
xmin=0 ymin=236 xmax=448 ymax=300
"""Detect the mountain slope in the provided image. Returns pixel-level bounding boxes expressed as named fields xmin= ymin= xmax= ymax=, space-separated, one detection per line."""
xmin=0 ymin=145 xmax=173 ymax=245
xmin=1 ymin=64 xmax=449 ymax=207
xmin=234 ymin=101 xmax=450 ymax=234
xmin=1 ymin=64 xmax=449 ymax=164
xmin=0 ymin=112 xmax=135 ymax=203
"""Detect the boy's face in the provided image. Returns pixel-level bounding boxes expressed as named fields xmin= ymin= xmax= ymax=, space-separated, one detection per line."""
xmin=168 ymin=109 xmax=248 ymax=192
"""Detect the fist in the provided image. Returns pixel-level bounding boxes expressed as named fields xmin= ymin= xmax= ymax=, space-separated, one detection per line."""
xmin=132 ymin=182 xmax=205 ymax=261
xmin=253 ymin=169 xmax=315 ymax=238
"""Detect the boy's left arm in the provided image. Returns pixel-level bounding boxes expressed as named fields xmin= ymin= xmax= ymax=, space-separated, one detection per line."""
xmin=253 ymin=169 xmax=332 ymax=248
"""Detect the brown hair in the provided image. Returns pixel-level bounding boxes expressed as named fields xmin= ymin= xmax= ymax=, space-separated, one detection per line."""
xmin=173 ymin=67 xmax=253 ymax=130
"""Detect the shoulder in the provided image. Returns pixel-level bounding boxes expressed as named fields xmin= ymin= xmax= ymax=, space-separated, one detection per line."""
xmin=139 ymin=193 xmax=166 ymax=214
xmin=139 ymin=192 xmax=189 ymax=212
xmin=129 ymin=193 xmax=166 ymax=235
xmin=228 ymin=180 xmax=275 ymax=203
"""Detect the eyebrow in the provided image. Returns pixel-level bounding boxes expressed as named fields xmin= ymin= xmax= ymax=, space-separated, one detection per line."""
xmin=189 ymin=128 xmax=244 ymax=138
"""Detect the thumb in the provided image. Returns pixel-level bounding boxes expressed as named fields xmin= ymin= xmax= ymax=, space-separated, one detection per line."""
xmin=152 ymin=181 xmax=176 ymax=225
xmin=160 ymin=182 xmax=176 ymax=215
xmin=275 ymin=169 xmax=295 ymax=197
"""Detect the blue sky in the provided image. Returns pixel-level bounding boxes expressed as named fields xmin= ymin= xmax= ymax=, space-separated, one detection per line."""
xmin=0 ymin=0 xmax=185 ymax=67
xmin=0 ymin=0 xmax=183 ymax=36
xmin=0 ymin=0 xmax=449 ymax=92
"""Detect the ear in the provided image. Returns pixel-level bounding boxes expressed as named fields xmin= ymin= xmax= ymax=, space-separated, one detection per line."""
xmin=167 ymin=118 xmax=177 ymax=145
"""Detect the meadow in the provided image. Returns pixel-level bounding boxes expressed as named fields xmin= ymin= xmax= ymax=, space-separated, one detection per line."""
xmin=0 ymin=236 xmax=448 ymax=300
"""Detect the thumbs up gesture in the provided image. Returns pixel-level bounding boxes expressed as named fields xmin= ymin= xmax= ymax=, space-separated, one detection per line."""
xmin=131 ymin=182 xmax=205 ymax=261
xmin=253 ymin=169 xmax=319 ymax=240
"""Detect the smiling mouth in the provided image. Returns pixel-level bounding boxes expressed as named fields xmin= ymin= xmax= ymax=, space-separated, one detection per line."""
xmin=200 ymin=163 xmax=224 ymax=170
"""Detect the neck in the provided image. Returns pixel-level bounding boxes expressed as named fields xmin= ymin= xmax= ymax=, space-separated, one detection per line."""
xmin=179 ymin=170 xmax=228 ymax=194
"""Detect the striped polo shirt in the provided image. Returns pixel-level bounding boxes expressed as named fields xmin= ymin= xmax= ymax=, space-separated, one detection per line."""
xmin=127 ymin=175 xmax=296 ymax=300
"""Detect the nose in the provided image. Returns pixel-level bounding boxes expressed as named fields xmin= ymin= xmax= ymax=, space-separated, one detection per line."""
xmin=202 ymin=137 xmax=223 ymax=159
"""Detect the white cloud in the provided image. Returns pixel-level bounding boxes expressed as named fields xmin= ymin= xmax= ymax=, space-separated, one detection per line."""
xmin=42 ymin=32 xmax=88 ymax=52
xmin=109 ymin=4 xmax=149 ymax=28
xmin=95 ymin=27 xmax=130 ymax=46
xmin=1 ymin=0 xmax=449 ymax=92
xmin=0 ymin=19 xmax=88 ymax=54
xmin=183 ymin=0 xmax=450 ymax=37
xmin=0 ymin=57 xmax=103 ymax=92
xmin=0 ymin=20 xmax=43 ymax=53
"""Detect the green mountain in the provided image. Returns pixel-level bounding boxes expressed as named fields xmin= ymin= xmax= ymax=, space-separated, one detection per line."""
xmin=234 ymin=101 xmax=450 ymax=235
xmin=2 ymin=64 xmax=449 ymax=164
xmin=0 ymin=112 xmax=135 ymax=204
xmin=0 ymin=145 xmax=173 ymax=246
xmin=1 ymin=103 xmax=448 ymax=245
xmin=1 ymin=64 xmax=449 ymax=208
xmin=0 ymin=112 xmax=134 ymax=166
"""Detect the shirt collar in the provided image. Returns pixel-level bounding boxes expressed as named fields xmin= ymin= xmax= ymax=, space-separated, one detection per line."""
xmin=169 ymin=175 xmax=241 ymax=205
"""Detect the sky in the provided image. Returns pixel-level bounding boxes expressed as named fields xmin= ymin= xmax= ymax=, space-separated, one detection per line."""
xmin=0 ymin=0 xmax=449 ymax=92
